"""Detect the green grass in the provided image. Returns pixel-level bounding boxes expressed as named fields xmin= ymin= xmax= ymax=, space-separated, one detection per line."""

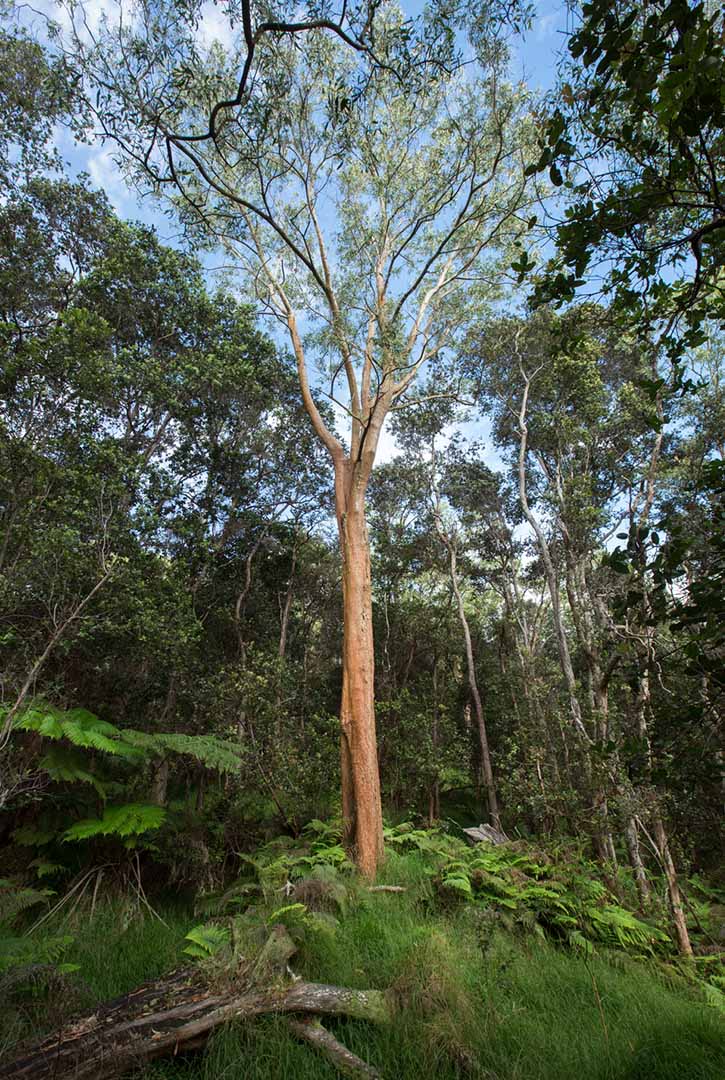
xmin=2 ymin=852 xmax=724 ymax=1079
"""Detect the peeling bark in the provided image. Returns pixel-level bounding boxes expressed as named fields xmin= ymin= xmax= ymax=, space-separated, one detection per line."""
xmin=338 ymin=489 xmax=385 ymax=878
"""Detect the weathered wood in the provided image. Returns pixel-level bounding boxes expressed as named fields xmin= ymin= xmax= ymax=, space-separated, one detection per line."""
xmin=462 ymin=824 xmax=508 ymax=846
xmin=288 ymin=1017 xmax=382 ymax=1078
xmin=0 ymin=927 xmax=390 ymax=1080
xmin=367 ymin=885 xmax=406 ymax=893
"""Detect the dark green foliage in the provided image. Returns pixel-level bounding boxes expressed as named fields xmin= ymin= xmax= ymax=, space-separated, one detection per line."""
xmin=531 ymin=0 xmax=725 ymax=343
xmin=0 ymin=16 xmax=86 ymax=192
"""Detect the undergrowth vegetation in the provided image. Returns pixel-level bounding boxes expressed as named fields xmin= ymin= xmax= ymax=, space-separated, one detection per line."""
xmin=2 ymin=824 xmax=724 ymax=1078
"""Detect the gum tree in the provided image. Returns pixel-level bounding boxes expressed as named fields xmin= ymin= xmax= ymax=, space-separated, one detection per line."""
xmin=71 ymin=2 xmax=534 ymax=875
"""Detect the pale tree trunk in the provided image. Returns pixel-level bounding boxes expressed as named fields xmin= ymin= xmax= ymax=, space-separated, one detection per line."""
xmin=429 ymin=446 xmax=499 ymax=831
xmin=652 ymin=816 xmax=693 ymax=957
xmin=515 ymin=367 xmax=617 ymax=859
xmin=234 ymin=531 xmax=268 ymax=663
xmin=624 ymin=816 xmax=650 ymax=909
xmin=633 ymin=635 xmax=691 ymax=954
xmin=446 ymin=540 xmax=500 ymax=830
xmin=621 ymin=375 xmax=695 ymax=936
xmin=429 ymin=658 xmax=440 ymax=825
xmin=500 ymin=578 xmax=559 ymax=833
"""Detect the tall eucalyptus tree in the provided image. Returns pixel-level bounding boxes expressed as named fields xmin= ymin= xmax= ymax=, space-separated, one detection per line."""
xmin=70 ymin=1 xmax=536 ymax=873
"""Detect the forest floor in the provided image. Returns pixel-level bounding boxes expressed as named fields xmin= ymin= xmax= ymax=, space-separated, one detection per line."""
xmin=2 ymin=843 xmax=724 ymax=1080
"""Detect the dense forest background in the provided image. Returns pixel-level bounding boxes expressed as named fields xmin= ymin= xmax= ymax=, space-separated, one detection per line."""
xmin=0 ymin=0 xmax=723 ymax=1076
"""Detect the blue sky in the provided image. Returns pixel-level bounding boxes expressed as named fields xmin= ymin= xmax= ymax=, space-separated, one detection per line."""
xmin=23 ymin=0 xmax=570 ymax=233
xmin=14 ymin=0 xmax=570 ymax=468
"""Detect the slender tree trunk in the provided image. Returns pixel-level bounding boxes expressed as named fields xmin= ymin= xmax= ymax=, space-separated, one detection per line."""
xmin=631 ymin=620 xmax=691 ymax=954
xmin=278 ymin=538 xmax=299 ymax=661
xmin=234 ymin=532 xmax=267 ymax=662
xmin=446 ymin=541 xmax=500 ymax=830
xmin=652 ymin=816 xmax=693 ymax=957
xmin=624 ymin=816 xmax=651 ymax=909
xmin=151 ymin=758 xmax=169 ymax=807
xmin=0 ymin=562 xmax=115 ymax=756
xmin=336 ymin=465 xmax=384 ymax=878
xmin=515 ymin=369 xmax=624 ymax=862
xmin=429 ymin=659 xmax=440 ymax=825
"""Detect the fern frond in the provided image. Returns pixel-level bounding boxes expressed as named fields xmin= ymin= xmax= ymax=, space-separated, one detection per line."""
xmin=0 ymin=879 xmax=55 ymax=925
xmin=38 ymin=746 xmax=109 ymax=796
xmin=183 ymin=923 xmax=231 ymax=958
xmin=122 ymin=730 xmax=242 ymax=773
xmin=62 ymin=804 xmax=166 ymax=842
xmin=0 ymin=932 xmax=73 ymax=975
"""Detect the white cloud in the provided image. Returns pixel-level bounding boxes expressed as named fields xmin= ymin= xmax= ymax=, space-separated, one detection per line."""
xmin=195 ymin=1 xmax=237 ymax=50
xmin=80 ymin=0 xmax=118 ymax=35
xmin=535 ymin=12 xmax=559 ymax=40
xmin=87 ymin=146 xmax=133 ymax=215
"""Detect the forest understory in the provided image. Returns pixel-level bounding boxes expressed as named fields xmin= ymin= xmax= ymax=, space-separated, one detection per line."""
xmin=2 ymin=829 xmax=725 ymax=1080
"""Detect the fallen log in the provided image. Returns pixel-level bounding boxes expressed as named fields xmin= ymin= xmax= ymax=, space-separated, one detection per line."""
xmin=0 ymin=926 xmax=390 ymax=1080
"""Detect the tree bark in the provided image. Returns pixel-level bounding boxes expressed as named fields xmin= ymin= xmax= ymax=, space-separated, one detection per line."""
xmin=652 ymin=815 xmax=693 ymax=957
xmin=429 ymin=456 xmax=499 ymax=832
xmin=624 ymin=815 xmax=651 ymax=909
xmin=336 ymin=461 xmax=385 ymax=878
xmin=447 ymin=543 xmax=500 ymax=830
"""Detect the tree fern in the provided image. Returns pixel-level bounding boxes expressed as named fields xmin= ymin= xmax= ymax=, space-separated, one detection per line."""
xmin=121 ymin=730 xmax=243 ymax=772
xmin=62 ymin=804 xmax=166 ymax=842
xmin=14 ymin=706 xmax=139 ymax=758
xmin=12 ymin=704 xmax=243 ymax=773
xmin=38 ymin=746 xmax=108 ymax=796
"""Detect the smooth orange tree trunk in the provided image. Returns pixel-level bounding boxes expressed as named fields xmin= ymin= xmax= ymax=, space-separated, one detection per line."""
xmin=336 ymin=461 xmax=384 ymax=878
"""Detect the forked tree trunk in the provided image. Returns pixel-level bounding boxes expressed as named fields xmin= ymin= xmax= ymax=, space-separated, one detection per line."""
xmin=624 ymin=815 xmax=651 ymax=909
xmin=336 ymin=463 xmax=385 ymax=879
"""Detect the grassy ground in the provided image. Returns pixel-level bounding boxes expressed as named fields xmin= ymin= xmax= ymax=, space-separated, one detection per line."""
xmin=2 ymin=851 xmax=724 ymax=1080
